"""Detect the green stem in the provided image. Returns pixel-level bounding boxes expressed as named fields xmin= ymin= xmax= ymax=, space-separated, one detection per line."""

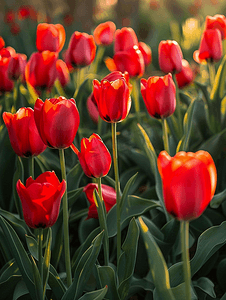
xmin=180 ymin=221 xmax=191 ymax=300
xmin=59 ymin=149 xmax=72 ymax=287
xmin=97 ymin=115 xmax=103 ymax=136
xmin=208 ymin=62 xmax=215 ymax=89
xmin=173 ymin=74 xmax=183 ymax=138
xmin=96 ymin=177 xmax=109 ymax=266
xmin=162 ymin=118 xmax=170 ymax=154
xmin=13 ymin=80 xmax=19 ymax=111
xmin=29 ymin=156 xmax=34 ymax=179
xmin=91 ymin=45 xmax=105 ymax=75
xmin=131 ymin=79 xmax=141 ymax=123
xmin=73 ymin=67 xmax=85 ymax=99
xmin=38 ymin=228 xmax=43 ymax=293
xmin=111 ymin=122 xmax=121 ymax=265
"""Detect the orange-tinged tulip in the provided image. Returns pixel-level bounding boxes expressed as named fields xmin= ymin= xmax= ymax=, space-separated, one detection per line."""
xmin=34 ymin=97 xmax=80 ymax=149
xmin=56 ymin=59 xmax=70 ymax=87
xmin=36 ymin=23 xmax=66 ymax=52
xmin=139 ymin=42 xmax=152 ymax=66
xmin=175 ymin=59 xmax=194 ymax=89
xmin=94 ymin=21 xmax=116 ymax=46
xmin=157 ymin=150 xmax=217 ymax=221
xmin=205 ymin=14 xmax=226 ymax=40
xmin=16 ymin=171 xmax=66 ymax=228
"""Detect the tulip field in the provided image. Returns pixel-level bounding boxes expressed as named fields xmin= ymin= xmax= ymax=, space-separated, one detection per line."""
xmin=1 ymin=3 xmax=226 ymax=300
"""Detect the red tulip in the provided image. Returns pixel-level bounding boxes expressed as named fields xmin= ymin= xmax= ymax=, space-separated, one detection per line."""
xmin=65 ymin=31 xmax=96 ymax=68
xmin=114 ymin=27 xmax=138 ymax=53
xmin=25 ymin=51 xmax=58 ymax=92
xmin=3 ymin=108 xmax=47 ymax=157
xmin=112 ymin=45 xmax=145 ymax=78
xmin=94 ymin=21 xmax=116 ymax=46
xmin=138 ymin=42 xmax=152 ymax=66
xmin=87 ymin=93 xmax=99 ymax=124
xmin=56 ymin=59 xmax=70 ymax=87
xmin=157 ymin=150 xmax=217 ymax=221
xmin=83 ymin=183 xmax=116 ymax=219
xmin=197 ymin=29 xmax=222 ymax=62
xmin=0 ymin=56 xmax=14 ymax=93
xmin=93 ymin=73 xmax=131 ymax=122
xmin=0 ymin=37 xmax=5 ymax=50
xmin=141 ymin=73 xmax=176 ymax=119
xmin=16 ymin=171 xmax=66 ymax=228
xmin=34 ymin=97 xmax=80 ymax=149
xmin=175 ymin=59 xmax=194 ymax=89
xmin=8 ymin=53 xmax=27 ymax=81
xmin=158 ymin=40 xmax=183 ymax=74
xmin=71 ymin=133 xmax=111 ymax=178
xmin=36 ymin=23 xmax=66 ymax=52
xmin=205 ymin=14 xmax=226 ymax=40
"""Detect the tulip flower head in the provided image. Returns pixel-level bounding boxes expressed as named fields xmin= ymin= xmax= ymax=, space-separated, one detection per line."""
xmin=36 ymin=23 xmax=66 ymax=52
xmin=141 ymin=73 xmax=176 ymax=119
xmin=71 ymin=133 xmax=111 ymax=178
xmin=83 ymin=183 xmax=116 ymax=219
xmin=138 ymin=42 xmax=152 ymax=67
xmin=114 ymin=27 xmax=139 ymax=53
xmin=205 ymin=14 xmax=226 ymax=40
xmin=56 ymin=59 xmax=70 ymax=87
xmin=157 ymin=150 xmax=217 ymax=221
xmin=87 ymin=93 xmax=99 ymax=124
xmin=8 ymin=53 xmax=27 ymax=81
xmin=94 ymin=21 xmax=116 ymax=46
xmin=3 ymin=107 xmax=47 ymax=157
xmin=158 ymin=40 xmax=183 ymax=74
xmin=34 ymin=97 xmax=80 ymax=149
xmin=93 ymin=73 xmax=131 ymax=123
xmin=175 ymin=59 xmax=194 ymax=89
xmin=16 ymin=171 xmax=66 ymax=228
xmin=197 ymin=28 xmax=222 ymax=62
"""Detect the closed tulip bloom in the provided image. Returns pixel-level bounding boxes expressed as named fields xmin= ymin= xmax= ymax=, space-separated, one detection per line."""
xmin=65 ymin=31 xmax=96 ymax=68
xmin=3 ymin=108 xmax=47 ymax=157
xmin=84 ymin=183 xmax=116 ymax=219
xmin=94 ymin=21 xmax=116 ymax=46
xmin=93 ymin=74 xmax=131 ymax=122
xmin=16 ymin=171 xmax=66 ymax=228
xmin=8 ymin=53 xmax=27 ymax=81
xmin=34 ymin=97 xmax=80 ymax=149
xmin=56 ymin=59 xmax=70 ymax=87
xmin=158 ymin=40 xmax=183 ymax=74
xmin=25 ymin=51 xmax=58 ymax=92
xmin=198 ymin=28 xmax=222 ymax=62
xmin=114 ymin=27 xmax=139 ymax=53
xmin=36 ymin=23 xmax=65 ymax=52
xmin=0 ymin=56 xmax=14 ymax=93
xmin=113 ymin=45 xmax=145 ymax=78
xmin=71 ymin=133 xmax=111 ymax=178
xmin=138 ymin=42 xmax=152 ymax=66
xmin=175 ymin=59 xmax=194 ymax=89
xmin=141 ymin=73 xmax=176 ymax=119
xmin=157 ymin=150 xmax=217 ymax=221
xmin=87 ymin=93 xmax=99 ymax=124
xmin=205 ymin=14 xmax=226 ymax=40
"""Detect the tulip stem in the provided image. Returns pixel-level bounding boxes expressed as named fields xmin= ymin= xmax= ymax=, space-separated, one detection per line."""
xmin=132 ymin=79 xmax=141 ymax=123
xmin=173 ymin=74 xmax=183 ymax=139
xmin=162 ymin=118 xmax=170 ymax=154
xmin=96 ymin=177 xmax=109 ymax=266
xmin=73 ymin=67 xmax=85 ymax=99
xmin=208 ymin=62 xmax=215 ymax=89
xmin=38 ymin=228 xmax=43 ymax=292
xmin=59 ymin=149 xmax=72 ymax=287
xmin=180 ymin=220 xmax=191 ymax=300
xmin=29 ymin=156 xmax=34 ymax=179
xmin=92 ymin=45 xmax=105 ymax=75
xmin=111 ymin=122 xmax=121 ymax=265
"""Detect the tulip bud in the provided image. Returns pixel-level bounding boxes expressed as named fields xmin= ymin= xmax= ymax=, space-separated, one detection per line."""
xmin=141 ymin=73 xmax=176 ymax=119
xmin=94 ymin=21 xmax=116 ymax=46
xmin=198 ymin=28 xmax=222 ymax=62
xmin=138 ymin=42 xmax=152 ymax=66
xmin=157 ymin=150 xmax=217 ymax=221
xmin=16 ymin=171 xmax=66 ymax=228
xmin=114 ymin=27 xmax=139 ymax=53
xmin=205 ymin=14 xmax=226 ymax=40
xmin=175 ymin=59 xmax=194 ymax=89
xmin=56 ymin=59 xmax=70 ymax=87
xmin=158 ymin=40 xmax=183 ymax=74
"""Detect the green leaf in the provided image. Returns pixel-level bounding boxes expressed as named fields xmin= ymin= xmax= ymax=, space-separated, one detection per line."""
xmin=193 ymin=277 xmax=216 ymax=298
xmin=0 ymin=216 xmax=36 ymax=299
xmin=77 ymin=286 xmax=108 ymax=300
xmin=138 ymin=217 xmax=175 ymax=300
xmin=13 ymin=279 xmax=30 ymax=300
xmin=97 ymin=266 xmax=120 ymax=300
xmin=62 ymin=231 xmax=104 ymax=300
xmin=118 ymin=218 xmax=139 ymax=300
xmin=48 ymin=265 xmax=66 ymax=300
xmin=0 ymin=275 xmax=22 ymax=300
xmin=0 ymin=259 xmax=20 ymax=281
xmin=210 ymin=54 xmax=226 ymax=103
xmin=66 ymin=162 xmax=83 ymax=191
xmin=210 ymin=187 xmax=226 ymax=208
xmin=25 ymin=235 xmax=38 ymax=260
xmin=43 ymin=228 xmax=52 ymax=299
xmin=13 ymin=156 xmax=24 ymax=219
xmin=119 ymin=172 xmax=138 ymax=210
xmin=68 ymin=187 xmax=84 ymax=209
xmin=30 ymin=256 xmax=43 ymax=300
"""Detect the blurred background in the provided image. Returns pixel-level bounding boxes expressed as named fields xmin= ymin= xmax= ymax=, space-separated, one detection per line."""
xmin=1 ymin=0 xmax=226 ymax=70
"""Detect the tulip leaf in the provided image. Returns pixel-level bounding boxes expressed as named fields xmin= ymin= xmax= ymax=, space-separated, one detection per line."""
xmin=210 ymin=54 xmax=226 ymax=104
xmin=193 ymin=277 xmax=216 ymax=298
xmin=13 ymin=156 xmax=24 ymax=219
xmin=0 ymin=275 xmax=22 ymax=300
xmin=54 ymin=79 xmax=67 ymax=98
xmin=13 ymin=279 xmax=30 ymax=300
xmin=43 ymin=228 xmax=52 ymax=299
xmin=138 ymin=217 xmax=175 ymax=300
xmin=119 ymin=172 xmax=138 ymax=210
xmin=62 ymin=231 xmax=104 ymax=300
xmin=26 ymin=82 xmax=39 ymax=105
xmin=48 ymin=265 xmax=67 ymax=300
xmin=30 ymin=256 xmax=43 ymax=300
xmin=66 ymin=162 xmax=83 ymax=191
xmin=97 ymin=265 xmax=120 ymax=300
xmin=67 ymin=187 xmax=84 ymax=209
xmin=77 ymin=286 xmax=108 ymax=300
xmin=210 ymin=187 xmax=226 ymax=208
xmin=0 ymin=216 xmax=36 ymax=299
xmin=25 ymin=235 xmax=38 ymax=260
xmin=107 ymin=195 xmax=161 ymax=237
xmin=177 ymin=98 xmax=197 ymax=152
xmin=118 ymin=218 xmax=139 ymax=300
